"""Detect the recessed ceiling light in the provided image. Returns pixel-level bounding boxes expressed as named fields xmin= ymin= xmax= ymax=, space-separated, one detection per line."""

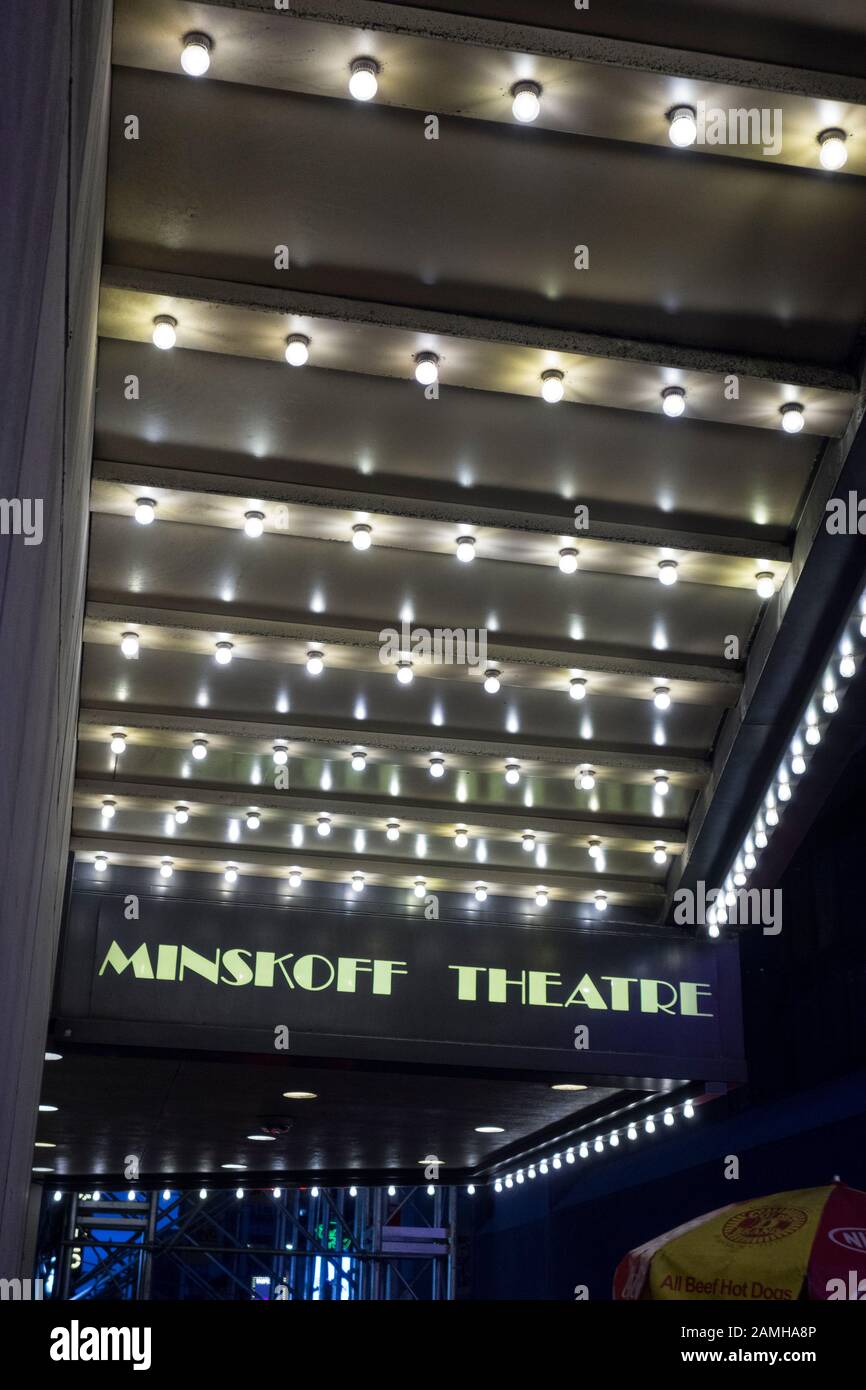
xmin=180 ymin=32 xmax=212 ymax=77
xmin=282 ymin=1091 xmax=317 ymax=1100
xmin=349 ymin=57 xmax=379 ymax=102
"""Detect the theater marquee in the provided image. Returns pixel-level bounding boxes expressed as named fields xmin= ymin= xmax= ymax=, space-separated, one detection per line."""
xmin=55 ymin=892 xmax=745 ymax=1082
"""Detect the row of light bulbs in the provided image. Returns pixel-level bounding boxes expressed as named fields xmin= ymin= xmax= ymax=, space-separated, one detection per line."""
xmin=177 ymin=33 xmax=851 ymax=172
xmin=89 ymin=853 xmax=613 ymax=911
xmin=149 ymin=313 xmax=810 ymax=435
xmin=105 ymin=728 xmax=673 ymax=794
xmin=97 ymin=795 xmax=670 ymax=866
xmin=708 ymin=611 xmax=864 ymax=936
xmin=115 ymin=626 xmax=682 ymax=709
xmin=493 ymin=1099 xmax=697 ymax=1192
xmin=129 ymin=497 xmax=778 ymax=597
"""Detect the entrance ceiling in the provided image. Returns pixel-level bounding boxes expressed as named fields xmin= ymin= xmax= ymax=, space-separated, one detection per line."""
xmin=42 ymin=0 xmax=866 ymax=1181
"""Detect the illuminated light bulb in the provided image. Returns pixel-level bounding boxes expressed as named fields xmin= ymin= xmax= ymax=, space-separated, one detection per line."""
xmin=522 ymin=831 xmax=536 ymax=853
xmin=661 ymin=386 xmax=686 ymax=418
xmin=316 ymin=814 xmax=332 ymax=837
xmin=780 ymin=402 xmax=805 ymax=434
xmin=101 ymin=799 xmax=116 ymax=820
xmin=552 ymin=1156 xmax=561 ymax=1170
xmin=474 ymin=883 xmax=488 ymax=903
xmin=110 ymin=732 xmax=127 ymax=755
xmin=609 ymin=1132 xmax=619 ymax=1147
xmin=351 ymin=749 xmax=367 ymax=772
xmin=429 ymin=754 xmax=446 ymax=778
xmin=199 ymin=1188 xmax=207 ymax=1200
xmin=467 ymin=1184 xmax=476 ymax=1195
xmin=191 ymin=738 xmax=208 ymax=760
xmin=349 ymin=57 xmax=379 ymax=101
xmin=134 ymin=497 xmax=156 ymax=525
xmin=594 ymin=891 xmax=608 ymax=913
xmin=658 ymin=560 xmax=678 ymax=586
xmin=709 ymin=921 xmax=720 ymax=939
xmin=744 ymin=851 xmax=757 ymax=870
xmin=755 ymin=571 xmax=775 ymax=600
xmin=579 ymin=1143 xmax=589 ymax=1159
xmin=351 ymin=871 xmax=365 ymax=893
xmin=236 ymin=1188 xmax=244 ymax=1200
xmin=127 ymin=1190 xmax=136 ymax=1201
xmin=793 ymin=747 xmax=808 ymax=774
xmin=414 ymin=877 xmax=427 ymax=898
xmin=805 ymin=723 xmax=821 ymax=746
xmin=396 ymin=659 xmax=414 ymax=684
xmin=627 ymin=1125 xmax=637 ymax=1141
xmin=306 ymin=648 xmax=324 ymax=676
xmin=733 ymin=867 xmax=747 ymax=887
xmin=351 ymin=523 xmax=373 ymax=552
xmin=160 ymin=858 xmax=173 ymax=879
xmin=861 ymin=613 xmax=866 ymax=639
xmin=455 ymin=535 xmax=476 ymax=564
xmin=284 ymin=334 xmax=310 ymax=367
xmin=94 ymin=853 xmax=108 ymax=872
xmin=594 ymin=1137 xmax=604 ymax=1154
xmin=245 ymin=810 xmax=261 ymax=830
xmin=511 ymin=80 xmax=542 ymax=124
xmin=528 ymin=1167 xmax=536 ymax=1180
xmin=566 ymin=1149 xmax=575 ymax=1164
xmin=569 ymin=677 xmax=587 ymax=701
xmin=454 ymin=827 xmax=469 ymax=850
xmin=151 ymin=315 xmax=177 ymax=350
xmin=558 ymin=546 xmax=578 ymax=574
xmin=273 ymin=743 xmax=289 ymax=766
xmin=755 ymin=827 xmax=768 ymax=848
xmin=385 ymin=819 xmax=401 ymax=843
xmin=667 ymin=105 xmax=697 ymax=147
xmin=224 ymin=864 xmax=238 ymax=885
xmin=541 ymin=370 xmax=565 ymax=404
xmin=243 ymin=510 xmax=265 ymax=540
xmin=684 ymin=1101 xmax=695 ymax=1119
xmin=414 ymin=351 xmax=439 ymax=386
xmin=288 ymin=869 xmax=302 ymax=889
xmin=483 ymin=667 xmax=501 ymax=695
xmin=818 ymin=127 xmax=848 ymax=171
xmin=504 ymin=761 xmax=521 ymax=785
xmin=653 ymin=685 xmax=671 ymax=711
xmin=822 ymin=689 xmax=839 ymax=714
xmin=654 ymin=773 xmax=670 ymax=797
xmin=173 ymin=804 xmax=189 ymax=826
xmin=495 ymin=1180 xmax=503 ymax=1192
xmin=388 ymin=1185 xmax=397 ymax=1197
xmin=120 ymin=631 xmax=139 ymax=659
xmin=653 ymin=843 xmax=668 ymax=866
xmin=273 ymin=1188 xmax=281 ymax=1199
xmin=588 ymin=838 xmax=601 ymax=860
xmin=840 ymin=653 xmax=856 ymax=680
xmin=579 ymin=767 xmax=596 ymax=791
xmin=516 ymin=1171 xmax=525 ymax=1184
xmin=765 ymin=805 xmax=779 ymax=827
xmin=664 ymin=1109 xmax=674 ymax=1127
xmin=180 ymin=32 xmax=211 ymax=76
xmin=214 ymin=641 xmax=234 ymax=665
xmin=505 ymin=1176 xmax=513 ymax=1189
xmin=645 ymin=1117 xmax=656 ymax=1134
xmin=535 ymin=886 xmax=549 ymax=908
xmin=777 ymin=780 xmax=791 ymax=802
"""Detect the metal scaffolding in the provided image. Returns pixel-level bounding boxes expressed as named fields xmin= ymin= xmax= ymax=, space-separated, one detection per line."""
xmin=36 ymin=1185 xmax=458 ymax=1301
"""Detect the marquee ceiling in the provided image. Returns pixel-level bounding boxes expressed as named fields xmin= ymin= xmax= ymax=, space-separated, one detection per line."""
xmin=70 ymin=0 xmax=866 ymax=927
